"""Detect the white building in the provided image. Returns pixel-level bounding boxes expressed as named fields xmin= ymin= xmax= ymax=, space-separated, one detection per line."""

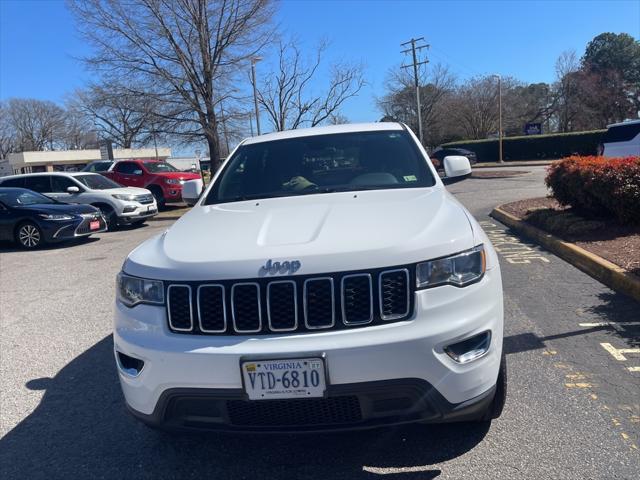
xmin=2 ymin=147 xmax=172 ymax=176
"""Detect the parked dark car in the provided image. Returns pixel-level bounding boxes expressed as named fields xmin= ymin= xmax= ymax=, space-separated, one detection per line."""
xmin=430 ymin=147 xmax=478 ymax=169
xmin=0 ymin=188 xmax=107 ymax=249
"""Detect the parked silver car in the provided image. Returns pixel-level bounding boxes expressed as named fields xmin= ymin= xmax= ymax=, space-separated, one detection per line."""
xmin=0 ymin=172 xmax=158 ymax=229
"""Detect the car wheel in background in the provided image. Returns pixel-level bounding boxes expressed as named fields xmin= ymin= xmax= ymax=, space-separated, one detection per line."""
xmin=15 ymin=222 xmax=43 ymax=249
xmin=149 ymin=186 xmax=166 ymax=210
xmin=96 ymin=204 xmax=117 ymax=230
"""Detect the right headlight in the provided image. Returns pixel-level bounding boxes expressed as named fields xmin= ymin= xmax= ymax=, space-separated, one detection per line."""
xmin=416 ymin=245 xmax=486 ymax=289
xmin=116 ymin=272 xmax=164 ymax=307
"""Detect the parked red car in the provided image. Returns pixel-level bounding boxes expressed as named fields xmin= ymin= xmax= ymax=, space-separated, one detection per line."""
xmin=102 ymin=160 xmax=200 ymax=208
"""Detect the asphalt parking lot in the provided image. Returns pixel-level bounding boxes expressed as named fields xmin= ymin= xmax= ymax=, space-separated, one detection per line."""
xmin=1 ymin=166 xmax=639 ymax=479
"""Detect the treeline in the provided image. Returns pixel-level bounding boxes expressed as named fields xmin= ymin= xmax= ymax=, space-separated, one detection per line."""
xmin=378 ymin=32 xmax=640 ymax=148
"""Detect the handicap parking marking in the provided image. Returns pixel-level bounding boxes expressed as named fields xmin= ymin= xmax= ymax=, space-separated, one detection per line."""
xmin=480 ymin=220 xmax=550 ymax=264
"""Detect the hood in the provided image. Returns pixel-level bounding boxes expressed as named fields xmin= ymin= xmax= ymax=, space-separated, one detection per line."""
xmin=125 ymin=187 xmax=474 ymax=281
xmin=152 ymin=171 xmax=201 ymax=181
xmin=105 ymin=186 xmax=152 ymax=196
xmin=18 ymin=203 xmax=99 ymax=216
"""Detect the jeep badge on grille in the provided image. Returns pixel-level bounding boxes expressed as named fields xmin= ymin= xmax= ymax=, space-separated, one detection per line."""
xmin=259 ymin=259 xmax=301 ymax=276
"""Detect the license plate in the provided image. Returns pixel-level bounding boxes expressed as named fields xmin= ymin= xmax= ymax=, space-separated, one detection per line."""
xmin=241 ymin=358 xmax=326 ymax=400
xmin=89 ymin=220 xmax=100 ymax=230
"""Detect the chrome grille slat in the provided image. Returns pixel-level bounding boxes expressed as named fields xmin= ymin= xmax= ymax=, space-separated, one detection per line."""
xmin=167 ymin=285 xmax=193 ymax=331
xmin=197 ymin=284 xmax=226 ymax=332
xmin=267 ymin=280 xmax=298 ymax=331
xmin=304 ymin=277 xmax=335 ymax=330
xmin=231 ymin=283 xmax=262 ymax=333
xmin=379 ymin=269 xmax=410 ymax=320
xmin=341 ymin=274 xmax=373 ymax=325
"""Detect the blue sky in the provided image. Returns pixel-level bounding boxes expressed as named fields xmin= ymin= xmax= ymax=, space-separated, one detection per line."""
xmin=1 ymin=0 xmax=639 ymax=126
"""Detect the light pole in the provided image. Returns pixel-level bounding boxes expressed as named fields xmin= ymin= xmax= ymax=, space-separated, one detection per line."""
xmin=251 ymin=57 xmax=262 ymax=136
xmin=492 ymin=74 xmax=503 ymax=163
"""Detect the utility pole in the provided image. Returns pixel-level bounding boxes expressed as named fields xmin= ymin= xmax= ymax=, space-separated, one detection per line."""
xmin=492 ymin=74 xmax=504 ymax=163
xmin=401 ymin=37 xmax=429 ymax=145
xmin=251 ymin=57 xmax=262 ymax=135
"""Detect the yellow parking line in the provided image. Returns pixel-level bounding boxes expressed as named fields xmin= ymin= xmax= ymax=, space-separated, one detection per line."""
xmin=600 ymin=343 xmax=640 ymax=361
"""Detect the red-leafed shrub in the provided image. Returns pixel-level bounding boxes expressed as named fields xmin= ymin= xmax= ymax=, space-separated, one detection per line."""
xmin=545 ymin=156 xmax=640 ymax=224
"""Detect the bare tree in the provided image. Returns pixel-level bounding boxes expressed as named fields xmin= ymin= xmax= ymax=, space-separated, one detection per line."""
xmin=553 ymin=50 xmax=581 ymax=132
xmin=70 ymin=83 xmax=157 ymax=148
xmin=257 ymin=40 xmax=364 ymax=131
xmin=7 ymin=98 xmax=66 ymax=151
xmin=377 ymin=63 xmax=456 ymax=146
xmin=0 ymin=101 xmax=17 ymax=159
xmin=70 ymin=0 xmax=275 ymax=170
xmin=60 ymin=105 xmax=99 ymax=150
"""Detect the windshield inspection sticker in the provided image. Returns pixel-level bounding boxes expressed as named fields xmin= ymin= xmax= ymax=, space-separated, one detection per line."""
xmin=403 ymin=175 xmax=417 ymax=182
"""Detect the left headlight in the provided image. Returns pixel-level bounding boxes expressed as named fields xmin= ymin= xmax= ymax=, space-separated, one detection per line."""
xmin=165 ymin=178 xmax=180 ymax=185
xmin=116 ymin=272 xmax=164 ymax=307
xmin=38 ymin=213 xmax=74 ymax=221
xmin=416 ymin=245 xmax=486 ymax=289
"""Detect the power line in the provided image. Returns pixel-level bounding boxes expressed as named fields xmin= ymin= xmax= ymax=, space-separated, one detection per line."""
xmin=400 ymin=37 xmax=429 ymax=144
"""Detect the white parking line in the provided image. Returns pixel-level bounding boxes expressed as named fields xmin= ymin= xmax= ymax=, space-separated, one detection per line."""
xmin=579 ymin=322 xmax=640 ymax=333
xmin=628 ymin=367 xmax=640 ymax=373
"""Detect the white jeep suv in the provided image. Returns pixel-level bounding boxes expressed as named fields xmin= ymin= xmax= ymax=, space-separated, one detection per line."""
xmin=114 ymin=123 xmax=505 ymax=432
xmin=0 ymin=172 xmax=157 ymax=229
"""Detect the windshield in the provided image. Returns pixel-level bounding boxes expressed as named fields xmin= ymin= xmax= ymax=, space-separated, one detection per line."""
xmin=0 ymin=189 xmax=56 ymax=207
xmin=144 ymin=161 xmax=179 ymax=173
xmin=205 ymin=130 xmax=435 ymax=204
xmin=74 ymin=174 xmax=122 ymax=190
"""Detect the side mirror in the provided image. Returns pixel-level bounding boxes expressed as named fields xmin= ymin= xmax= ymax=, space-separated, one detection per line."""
xmin=181 ymin=178 xmax=204 ymax=206
xmin=442 ymin=155 xmax=472 ymax=184
xmin=67 ymin=186 xmax=80 ymax=194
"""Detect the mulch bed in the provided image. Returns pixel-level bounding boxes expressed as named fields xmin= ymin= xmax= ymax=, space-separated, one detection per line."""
xmin=500 ymin=197 xmax=640 ymax=276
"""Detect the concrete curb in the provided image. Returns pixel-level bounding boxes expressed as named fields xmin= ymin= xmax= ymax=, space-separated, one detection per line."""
xmin=148 ymin=215 xmax=184 ymax=222
xmin=490 ymin=205 xmax=640 ymax=303
xmin=474 ymin=160 xmax=555 ymax=169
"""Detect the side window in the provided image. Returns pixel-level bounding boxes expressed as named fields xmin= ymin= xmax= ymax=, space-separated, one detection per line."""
xmin=0 ymin=178 xmax=25 ymax=188
xmin=24 ymin=176 xmax=52 ymax=193
xmin=115 ymin=162 xmax=138 ymax=174
xmin=51 ymin=176 xmax=79 ymax=193
xmin=604 ymin=124 xmax=640 ymax=143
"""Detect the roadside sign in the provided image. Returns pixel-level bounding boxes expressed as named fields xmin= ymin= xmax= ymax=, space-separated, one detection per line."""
xmin=524 ymin=123 xmax=542 ymax=135
xmin=99 ymin=140 xmax=114 ymax=160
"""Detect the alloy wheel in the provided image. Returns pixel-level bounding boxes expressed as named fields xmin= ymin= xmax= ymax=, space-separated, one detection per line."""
xmin=18 ymin=224 xmax=41 ymax=248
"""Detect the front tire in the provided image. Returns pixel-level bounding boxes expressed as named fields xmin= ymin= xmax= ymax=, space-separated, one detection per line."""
xmin=149 ymin=186 xmax=166 ymax=210
xmin=482 ymin=354 xmax=507 ymax=421
xmin=16 ymin=222 xmax=44 ymax=249
xmin=97 ymin=204 xmax=117 ymax=230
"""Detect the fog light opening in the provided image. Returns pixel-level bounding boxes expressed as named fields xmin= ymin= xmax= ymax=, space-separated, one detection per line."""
xmin=116 ymin=351 xmax=145 ymax=377
xmin=445 ymin=331 xmax=491 ymax=364
xmin=122 ymin=205 xmax=137 ymax=213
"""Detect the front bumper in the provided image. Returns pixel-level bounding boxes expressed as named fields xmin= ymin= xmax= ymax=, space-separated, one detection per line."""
xmin=114 ymin=269 xmax=503 ymax=430
xmin=117 ymin=202 xmax=158 ymax=223
xmin=128 ymin=379 xmax=496 ymax=432
xmin=48 ymin=213 xmax=107 ymax=241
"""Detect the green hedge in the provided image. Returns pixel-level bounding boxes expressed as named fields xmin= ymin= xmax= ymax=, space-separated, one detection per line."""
xmin=441 ymin=130 xmax=606 ymax=162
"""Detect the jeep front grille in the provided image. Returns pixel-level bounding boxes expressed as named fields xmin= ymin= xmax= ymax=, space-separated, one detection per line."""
xmin=165 ymin=266 xmax=413 ymax=335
